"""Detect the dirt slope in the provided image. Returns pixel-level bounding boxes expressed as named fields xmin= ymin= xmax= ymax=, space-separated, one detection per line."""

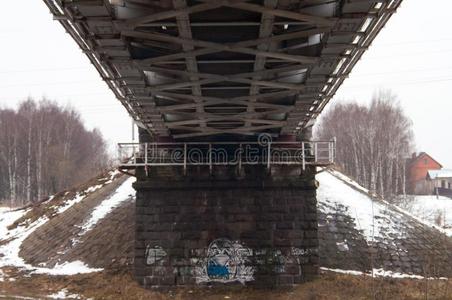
xmin=14 ymin=170 xmax=452 ymax=280
xmin=19 ymin=173 xmax=133 ymax=270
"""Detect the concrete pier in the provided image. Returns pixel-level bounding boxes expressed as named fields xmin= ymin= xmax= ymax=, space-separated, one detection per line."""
xmin=133 ymin=161 xmax=319 ymax=288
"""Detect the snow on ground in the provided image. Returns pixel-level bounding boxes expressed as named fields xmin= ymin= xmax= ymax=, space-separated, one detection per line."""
xmin=320 ymin=267 xmax=365 ymax=276
xmin=103 ymin=169 xmax=121 ymax=184
xmin=47 ymin=288 xmax=82 ymax=299
xmin=320 ymin=267 xmax=447 ymax=280
xmin=0 ymin=170 xmax=123 ymax=276
xmin=0 ymin=208 xmax=29 ymax=241
xmin=33 ymin=261 xmax=101 ymax=276
xmin=317 ymin=171 xmax=406 ymax=243
xmin=1 ymin=169 xmax=449 ymax=282
xmin=0 ymin=294 xmax=38 ymax=300
xmin=326 ymin=169 xmax=370 ymax=195
xmin=79 ymin=177 xmax=135 ymax=235
xmin=372 ymin=268 xmax=427 ymax=279
xmin=71 ymin=177 xmax=135 ymax=245
xmin=396 ymin=195 xmax=452 ymax=237
xmin=0 ymin=208 xmax=101 ymax=275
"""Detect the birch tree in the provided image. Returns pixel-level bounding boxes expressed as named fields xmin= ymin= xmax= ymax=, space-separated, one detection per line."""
xmin=315 ymin=89 xmax=414 ymax=199
xmin=0 ymin=98 xmax=110 ymax=206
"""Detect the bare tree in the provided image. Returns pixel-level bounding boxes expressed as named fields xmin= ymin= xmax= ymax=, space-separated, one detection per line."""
xmin=0 ymin=109 xmax=19 ymax=206
xmin=315 ymin=89 xmax=414 ymax=199
xmin=18 ymin=99 xmax=37 ymax=204
xmin=0 ymin=98 xmax=110 ymax=207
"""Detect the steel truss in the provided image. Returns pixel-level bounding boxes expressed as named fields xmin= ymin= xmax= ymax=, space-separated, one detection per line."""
xmin=42 ymin=0 xmax=402 ymax=140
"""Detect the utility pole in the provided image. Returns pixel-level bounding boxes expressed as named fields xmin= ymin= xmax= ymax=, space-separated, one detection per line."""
xmin=132 ymin=118 xmax=135 ymax=142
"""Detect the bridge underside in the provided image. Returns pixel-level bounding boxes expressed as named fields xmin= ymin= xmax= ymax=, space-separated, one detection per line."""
xmin=43 ymin=0 xmax=401 ymax=288
xmin=44 ymin=0 xmax=400 ymax=141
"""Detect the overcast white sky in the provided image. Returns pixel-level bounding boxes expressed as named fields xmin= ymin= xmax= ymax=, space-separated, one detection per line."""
xmin=1 ymin=1 xmax=451 ymax=166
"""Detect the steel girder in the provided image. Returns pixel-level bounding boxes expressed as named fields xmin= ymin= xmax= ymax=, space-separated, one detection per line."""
xmin=42 ymin=0 xmax=402 ymax=140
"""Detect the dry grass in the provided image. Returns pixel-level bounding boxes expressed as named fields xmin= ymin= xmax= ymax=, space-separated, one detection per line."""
xmin=6 ymin=170 xmax=122 ymax=231
xmin=0 ymin=268 xmax=450 ymax=300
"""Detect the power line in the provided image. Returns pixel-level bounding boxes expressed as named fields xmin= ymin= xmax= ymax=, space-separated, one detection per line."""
xmin=0 ymin=66 xmax=91 ymax=74
xmin=357 ymin=66 xmax=452 ymax=77
xmin=365 ymin=48 xmax=452 ymax=60
xmin=0 ymin=80 xmax=103 ymax=88
xmin=0 ymin=91 xmax=110 ymax=101
xmin=376 ymin=37 xmax=452 ymax=46
xmin=341 ymin=77 xmax=452 ymax=90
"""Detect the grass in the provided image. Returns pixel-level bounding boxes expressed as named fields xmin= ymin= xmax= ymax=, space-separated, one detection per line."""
xmin=0 ymin=268 xmax=450 ymax=300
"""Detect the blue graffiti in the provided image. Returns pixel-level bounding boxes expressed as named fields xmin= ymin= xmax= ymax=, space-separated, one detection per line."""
xmin=207 ymin=261 xmax=230 ymax=279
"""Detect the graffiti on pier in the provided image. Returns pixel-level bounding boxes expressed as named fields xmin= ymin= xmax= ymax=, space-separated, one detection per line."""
xmin=145 ymin=245 xmax=167 ymax=265
xmin=253 ymin=247 xmax=314 ymax=274
xmin=194 ymin=238 xmax=254 ymax=284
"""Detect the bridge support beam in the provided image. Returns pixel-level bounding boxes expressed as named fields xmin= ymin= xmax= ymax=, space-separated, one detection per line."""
xmin=133 ymin=167 xmax=319 ymax=288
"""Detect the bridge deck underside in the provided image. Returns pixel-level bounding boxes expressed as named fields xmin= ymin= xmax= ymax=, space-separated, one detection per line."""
xmin=43 ymin=0 xmax=401 ymax=140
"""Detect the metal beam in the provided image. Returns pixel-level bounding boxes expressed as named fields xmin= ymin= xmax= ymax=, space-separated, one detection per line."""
xmin=246 ymin=0 xmax=277 ymax=129
xmin=152 ymin=90 xmax=298 ymax=106
xmin=126 ymin=0 xmax=226 ymax=27
xmin=173 ymin=0 xmax=206 ymax=130
xmin=122 ymin=29 xmax=324 ymax=65
xmin=194 ymin=0 xmax=337 ymax=27
xmin=172 ymin=124 xmax=283 ymax=139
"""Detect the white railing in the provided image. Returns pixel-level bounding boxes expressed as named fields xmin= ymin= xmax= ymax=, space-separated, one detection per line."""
xmin=118 ymin=140 xmax=335 ymax=171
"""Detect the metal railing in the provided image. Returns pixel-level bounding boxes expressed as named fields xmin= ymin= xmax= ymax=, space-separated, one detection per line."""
xmin=118 ymin=140 xmax=335 ymax=171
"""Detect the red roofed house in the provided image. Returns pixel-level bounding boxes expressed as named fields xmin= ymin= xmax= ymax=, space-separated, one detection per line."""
xmin=406 ymin=152 xmax=442 ymax=195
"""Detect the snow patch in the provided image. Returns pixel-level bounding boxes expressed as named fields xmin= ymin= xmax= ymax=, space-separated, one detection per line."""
xmin=71 ymin=177 xmax=135 ymax=245
xmin=317 ymin=171 xmax=406 ymax=243
xmin=336 ymin=241 xmax=349 ymax=251
xmin=319 ymin=170 xmax=452 ymax=238
xmin=0 ymin=171 xmax=122 ymax=275
xmin=0 ymin=212 xmax=101 ymax=275
xmin=102 ymin=169 xmax=121 ymax=184
xmin=47 ymin=288 xmax=81 ymax=299
xmin=320 ymin=267 xmax=364 ymax=276
xmin=0 ymin=294 xmax=38 ymax=300
xmin=33 ymin=261 xmax=102 ymax=276
xmin=327 ymin=169 xmax=370 ymax=194
xmin=321 ymin=267 xmax=448 ymax=280
xmin=396 ymin=195 xmax=452 ymax=237
xmin=0 ymin=215 xmax=49 ymax=270
xmin=0 ymin=208 xmax=29 ymax=241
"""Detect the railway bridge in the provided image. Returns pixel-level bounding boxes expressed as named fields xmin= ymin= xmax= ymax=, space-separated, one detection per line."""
xmin=43 ymin=0 xmax=401 ymax=288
